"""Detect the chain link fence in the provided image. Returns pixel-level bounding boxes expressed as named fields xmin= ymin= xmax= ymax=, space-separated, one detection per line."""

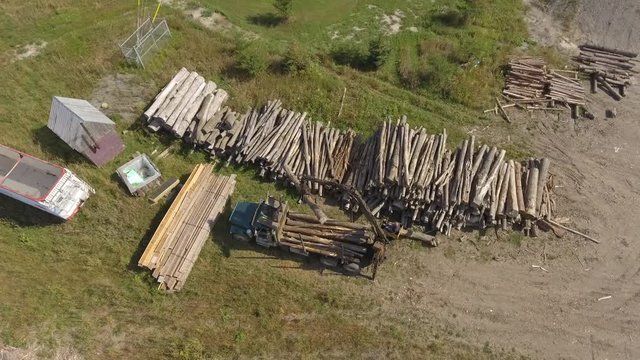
xmin=119 ymin=18 xmax=171 ymax=68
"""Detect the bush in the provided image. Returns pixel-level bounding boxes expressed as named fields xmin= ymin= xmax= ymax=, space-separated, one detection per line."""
xmin=330 ymin=37 xmax=390 ymax=71
xmin=283 ymin=42 xmax=315 ymax=73
xmin=367 ymin=37 xmax=391 ymax=69
xmin=236 ymin=42 xmax=269 ymax=77
xmin=273 ymin=0 xmax=292 ymax=20
xmin=429 ymin=6 xmax=470 ymax=27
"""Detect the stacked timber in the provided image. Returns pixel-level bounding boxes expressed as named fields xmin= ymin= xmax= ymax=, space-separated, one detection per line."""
xmin=341 ymin=119 xmax=555 ymax=236
xmin=575 ymin=44 xmax=638 ymax=100
xmin=503 ymin=57 xmax=548 ymax=105
xmin=144 ymin=69 xmax=559 ymax=237
xmin=547 ymin=71 xmax=586 ymax=107
xmin=281 ymin=212 xmax=374 ymax=265
xmin=138 ymin=164 xmax=236 ymax=291
xmin=144 ymin=68 xmax=227 ymax=138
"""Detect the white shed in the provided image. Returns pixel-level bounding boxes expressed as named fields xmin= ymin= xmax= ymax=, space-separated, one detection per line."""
xmin=48 ymin=96 xmax=125 ymax=166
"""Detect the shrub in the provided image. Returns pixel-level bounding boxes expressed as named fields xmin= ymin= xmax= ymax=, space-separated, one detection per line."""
xmin=367 ymin=37 xmax=391 ymax=69
xmin=236 ymin=42 xmax=269 ymax=77
xmin=330 ymin=37 xmax=390 ymax=71
xmin=273 ymin=0 xmax=292 ymax=20
xmin=283 ymin=42 xmax=314 ymax=73
xmin=330 ymin=42 xmax=367 ymax=68
xmin=428 ymin=6 xmax=470 ymax=28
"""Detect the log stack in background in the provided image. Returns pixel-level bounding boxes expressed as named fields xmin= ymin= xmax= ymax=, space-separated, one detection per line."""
xmin=138 ymin=164 xmax=236 ymax=291
xmin=575 ymin=44 xmax=638 ymax=100
xmin=143 ymin=68 xmax=558 ymax=238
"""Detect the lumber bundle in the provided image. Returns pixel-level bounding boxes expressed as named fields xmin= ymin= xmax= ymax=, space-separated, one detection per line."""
xmin=341 ymin=119 xmax=556 ymax=236
xmin=281 ymin=212 xmax=375 ymax=265
xmin=575 ymin=44 xmax=638 ymax=100
xmin=138 ymin=164 xmax=236 ymax=291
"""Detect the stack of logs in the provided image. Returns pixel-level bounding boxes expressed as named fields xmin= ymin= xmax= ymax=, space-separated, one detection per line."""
xmin=502 ymin=57 xmax=586 ymax=111
xmin=280 ymin=212 xmax=374 ymax=265
xmin=575 ymin=44 xmax=638 ymax=100
xmin=144 ymin=68 xmax=558 ymax=237
xmin=138 ymin=164 xmax=236 ymax=291
xmin=342 ymin=118 xmax=555 ymax=235
xmin=143 ymin=68 xmax=229 ymax=138
xmin=503 ymin=57 xmax=549 ymax=105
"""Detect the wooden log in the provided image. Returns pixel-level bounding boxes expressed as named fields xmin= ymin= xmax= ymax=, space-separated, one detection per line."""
xmin=525 ymin=167 xmax=539 ymax=218
xmin=535 ymin=158 xmax=550 ymax=216
xmin=144 ymin=68 xmax=190 ymax=120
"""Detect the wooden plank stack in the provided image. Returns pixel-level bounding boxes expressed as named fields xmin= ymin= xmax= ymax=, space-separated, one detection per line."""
xmin=138 ymin=164 xmax=236 ymax=291
xmin=144 ymin=68 xmax=558 ymax=237
xmin=575 ymin=44 xmax=638 ymax=100
xmin=280 ymin=212 xmax=374 ymax=265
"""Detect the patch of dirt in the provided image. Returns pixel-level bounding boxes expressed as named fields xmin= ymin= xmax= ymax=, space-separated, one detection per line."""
xmin=376 ymin=87 xmax=640 ymax=359
xmin=90 ymin=74 xmax=151 ymax=125
xmin=12 ymin=41 xmax=47 ymax=62
xmin=525 ymin=0 xmax=640 ymax=53
xmin=160 ymin=0 xmax=252 ymax=37
xmin=380 ymin=10 xmax=405 ymax=35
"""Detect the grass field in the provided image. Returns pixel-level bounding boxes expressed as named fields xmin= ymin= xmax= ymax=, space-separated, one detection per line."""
xmin=0 ymin=0 xmax=536 ymax=358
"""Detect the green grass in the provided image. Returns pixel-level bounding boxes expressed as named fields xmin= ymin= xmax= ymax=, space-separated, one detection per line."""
xmin=0 ymin=0 xmax=539 ymax=358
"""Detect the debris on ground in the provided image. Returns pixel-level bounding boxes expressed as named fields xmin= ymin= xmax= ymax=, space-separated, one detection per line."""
xmin=138 ymin=164 xmax=236 ymax=291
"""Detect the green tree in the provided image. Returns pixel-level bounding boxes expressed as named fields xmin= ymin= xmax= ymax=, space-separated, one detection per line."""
xmin=273 ymin=0 xmax=292 ymax=20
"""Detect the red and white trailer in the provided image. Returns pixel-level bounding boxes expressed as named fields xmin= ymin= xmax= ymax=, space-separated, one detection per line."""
xmin=0 ymin=145 xmax=94 ymax=220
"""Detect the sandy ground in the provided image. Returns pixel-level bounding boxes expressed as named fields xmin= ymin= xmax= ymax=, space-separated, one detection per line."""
xmin=377 ymin=86 xmax=640 ymax=359
xmin=90 ymin=74 xmax=152 ymax=125
xmin=374 ymin=2 xmax=640 ymax=358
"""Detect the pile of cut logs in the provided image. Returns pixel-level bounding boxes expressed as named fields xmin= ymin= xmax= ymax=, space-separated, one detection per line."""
xmin=503 ymin=57 xmax=548 ymax=104
xmin=143 ymin=68 xmax=229 ymax=138
xmin=575 ymin=44 xmax=638 ymax=100
xmin=341 ymin=118 xmax=555 ymax=235
xmin=138 ymin=164 xmax=236 ymax=291
xmin=280 ymin=212 xmax=374 ymax=264
xmin=502 ymin=57 xmax=586 ymax=111
xmin=143 ymin=68 xmax=558 ymax=237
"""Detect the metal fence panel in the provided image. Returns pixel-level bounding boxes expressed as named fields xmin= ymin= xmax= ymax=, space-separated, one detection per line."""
xmin=119 ymin=18 xmax=171 ymax=68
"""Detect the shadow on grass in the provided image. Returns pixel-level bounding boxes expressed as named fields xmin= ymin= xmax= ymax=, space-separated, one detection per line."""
xmin=247 ymin=13 xmax=285 ymax=27
xmin=0 ymin=193 xmax=63 ymax=226
xmin=32 ymin=126 xmax=87 ymax=165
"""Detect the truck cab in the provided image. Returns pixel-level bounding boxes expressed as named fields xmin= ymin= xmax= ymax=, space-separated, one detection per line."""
xmin=228 ymin=197 xmax=284 ymax=248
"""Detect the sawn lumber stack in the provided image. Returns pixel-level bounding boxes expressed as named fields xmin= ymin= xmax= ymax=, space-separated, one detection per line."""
xmin=138 ymin=164 xmax=236 ymax=291
xmin=144 ymin=68 xmax=558 ymax=237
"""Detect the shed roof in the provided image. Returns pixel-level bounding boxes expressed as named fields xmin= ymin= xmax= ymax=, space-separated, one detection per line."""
xmin=53 ymin=96 xmax=115 ymax=125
